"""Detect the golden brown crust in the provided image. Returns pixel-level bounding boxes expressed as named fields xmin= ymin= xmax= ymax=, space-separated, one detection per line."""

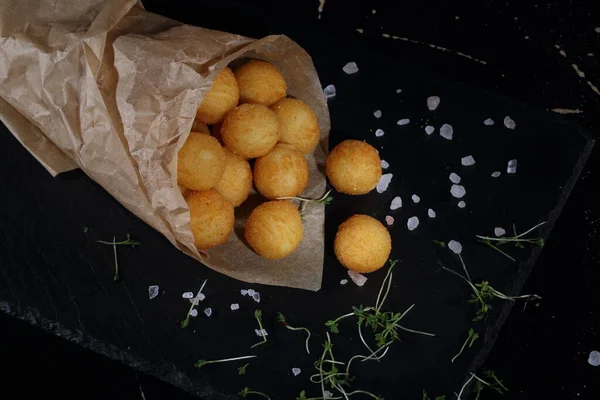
xmin=220 ymin=103 xmax=279 ymax=158
xmin=271 ymin=98 xmax=320 ymax=153
xmin=196 ymin=67 xmax=239 ymax=124
xmin=215 ymin=148 xmax=253 ymax=207
xmin=326 ymin=140 xmax=382 ymax=195
xmin=177 ymin=132 xmax=226 ymax=191
xmin=253 ymin=143 xmax=309 ymax=199
xmin=235 ymin=60 xmax=287 ymax=107
xmin=334 ymin=214 xmax=391 ymax=273
xmin=187 ymin=189 xmax=235 ymax=250
xmin=245 ymin=200 xmax=303 ymax=259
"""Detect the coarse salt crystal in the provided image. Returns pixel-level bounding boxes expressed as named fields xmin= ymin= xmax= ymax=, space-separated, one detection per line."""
xmin=340 ymin=279 xmax=348 ymax=285
xmin=373 ymin=110 xmax=382 ymax=118
xmin=189 ymin=293 xmax=205 ymax=304
xmin=240 ymin=289 xmax=248 ymax=296
xmin=324 ymin=391 xmax=334 ymax=399
xmin=504 ymin=116 xmax=516 ymax=129
xmin=407 ymin=216 xmax=419 ymax=231
xmin=588 ymin=351 xmax=600 ymax=367
xmin=381 ymin=160 xmax=389 ymax=169
xmin=507 ymin=159 xmax=517 ymax=174
xmin=376 ymin=173 xmax=393 ymax=193
xmin=411 ymin=194 xmax=420 ymax=203
xmin=324 ymin=84 xmax=336 ymax=99
xmin=348 ymin=270 xmax=368 ymax=286
xmin=427 ymin=96 xmax=441 ymax=111
xmin=385 ymin=215 xmax=395 ymax=226
xmin=390 ymin=196 xmax=402 ymax=210
xmin=182 ymin=292 xmax=194 ymax=299
xmin=343 ymin=62 xmax=359 ymax=74
xmin=491 ymin=171 xmax=501 ymax=178
xmin=458 ymin=201 xmax=466 ymax=208
xmin=449 ymin=172 xmax=461 ymax=184
xmin=230 ymin=303 xmax=240 ymax=311
xmin=148 ymin=285 xmax=159 ymax=300
xmin=292 ymin=367 xmax=302 ymax=376
xmin=494 ymin=227 xmax=506 ymax=237
xmin=448 ymin=240 xmax=463 ymax=254
xmin=396 ymin=88 xmax=402 ymax=93
xmin=375 ymin=128 xmax=385 ymax=137
xmin=450 ymin=184 xmax=466 ymax=198
xmin=204 ymin=308 xmax=212 ymax=317
xmin=428 ymin=208 xmax=436 ymax=218
xmin=440 ymin=124 xmax=453 ymax=140
xmin=190 ymin=309 xmax=198 ymax=317
xmin=425 ymin=125 xmax=435 ymax=135
xmin=247 ymin=289 xmax=256 ymax=296
xmin=252 ymin=292 xmax=261 ymax=303
xmin=255 ymin=329 xmax=268 ymax=337
xmin=397 ymin=118 xmax=410 ymax=126
xmin=461 ymin=155 xmax=476 ymax=166
xmin=484 ymin=118 xmax=495 ymax=126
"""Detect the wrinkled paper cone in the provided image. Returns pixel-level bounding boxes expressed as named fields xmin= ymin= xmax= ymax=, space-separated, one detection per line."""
xmin=0 ymin=0 xmax=330 ymax=291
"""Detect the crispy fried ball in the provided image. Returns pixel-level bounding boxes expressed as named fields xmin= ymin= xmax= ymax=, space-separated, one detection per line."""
xmin=191 ymin=119 xmax=210 ymax=135
xmin=326 ymin=140 xmax=382 ymax=195
xmin=196 ymin=67 xmax=239 ymax=125
xmin=271 ymin=98 xmax=320 ymax=153
xmin=187 ymin=189 xmax=234 ymax=249
xmin=177 ymin=132 xmax=226 ymax=191
xmin=254 ymin=143 xmax=309 ymax=199
xmin=334 ymin=214 xmax=392 ymax=273
xmin=220 ymin=103 xmax=279 ymax=158
xmin=245 ymin=200 xmax=303 ymax=259
xmin=215 ymin=148 xmax=253 ymax=206
xmin=235 ymin=60 xmax=287 ymax=107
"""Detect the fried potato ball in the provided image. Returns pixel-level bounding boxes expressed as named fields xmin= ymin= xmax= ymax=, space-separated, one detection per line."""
xmin=196 ymin=67 xmax=239 ymax=125
xmin=326 ymin=140 xmax=382 ymax=195
xmin=253 ymin=143 xmax=309 ymax=199
xmin=235 ymin=60 xmax=287 ymax=107
xmin=245 ymin=200 xmax=303 ymax=259
xmin=177 ymin=132 xmax=226 ymax=191
xmin=271 ymin=98 xmax=320 ymax=153
xmin=334 ymin=214 xmax=392 ymax=273
xmin=220 ymin=103 xmax=279 ymax=158
xmin=215 ymin=148 xmax=253 ymax=206
xmin=187 ymin=189 xmax=235 ymax=249
xmin=191 ymin=119 xmax=210 ymax=135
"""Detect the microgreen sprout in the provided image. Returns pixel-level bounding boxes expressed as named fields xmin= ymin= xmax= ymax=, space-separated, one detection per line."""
xmin=476 ymin=221 xmax=546 ymax=261
xmin=277 ymin=312 xmax=312 ymax=354
xmin=456 ymin=370 xmax=507 ymax=400
xmin=251 ymin=310 xmax=267 ymax=348
xmin=237 ymin=362 xmax=249 ymax=375
xmin=422 ymin=390 xmax=446 ymax=400
xmin=96 ymin=234 xmax=140 ymax=281
xmin=193 ymin=355 xmax=257 ymax=369
xmin=451 ymin=328 xmax=479 ymax=363
xmin=238 ymin=387 xmax=271 ymax=400
xmin=277 ymin=189 xmax=333 ymax=219
xmin=296 ymin=390 xmax=342 ymax=400
xmin=180 ymin=279 xmax=207 ymax=328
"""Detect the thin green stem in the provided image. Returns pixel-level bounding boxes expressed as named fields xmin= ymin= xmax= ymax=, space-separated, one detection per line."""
xmin=194 ymin=355 xmax=256 ymax=368
xmin=478 ymin=240 xmax=516 ymax=261
xmin=345 ymin=389 xmax=382 ymax=399
xmin=285 ymin=325 xmax=311 ymax=354
xmin=397 ymin=325 xmax=435 ymax=336
xmin=251 ymin=310 xmax=267 ymax=348
xmin=111 ymin=237 xmax=118 ymax=281
xmin=456 ymin=374 xmax=475 ymax=400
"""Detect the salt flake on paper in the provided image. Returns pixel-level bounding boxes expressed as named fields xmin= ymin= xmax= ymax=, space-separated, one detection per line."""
xmin=204 ymin=308 xmax=212 ymax=317
xmin=375 ymin=128 xmax=385 ymax=137
xmin=494 ymin=227 xmax=506 ymax=237
xmin=252 ymin=292 xmax=261 ymax=303
xmin=247 ymin=289 xmax=256 ymax=296
xmin=407 ymin=216 xmax=419 ymax=231
xmin=461 ymin=155 xmax=476 ymax=166
xmin=340 ymin=279 xmax=348 ymax=285
xmin=451 ymin=185 xmax=466 ymax=198
xmin=425 ymin=125 xmax=435 ymax=135
xmin=440 ymin=124 xmax=453 ymax=140
xmin=148 ymin=285 xmax=159 ymax=300
xmin=343 ymin=62 xmax=359 ymax=74
xmin=241 ymin=289 xmax=248 ymax=296
xmin=348 ymin=270 xmax=368 ymax=286
xmin=427 ymin=96 xmax=441 ymax=110
xmin=484 ymin=118 xmax=495 ymax=126
xmin=390 ymin=196 xmax=402 ymax=210
xmin=397 ymin=118 xmax=410 ymax=126
xmin=458 ymin=201 xmax=466 ymax=208
xmin=373 ymin=110 xmax=382 ymax=118
xmin=381 ymin=160 xmax=389 ymax=169
xmin=376 ymin=173 xmax=393 ymax=193
xmin=449 ymin=172 xmax=461 ymax=184
xmin=230 ymin=303 xmax=240 ymax=311
xmin=507 ymin=159 xmax=518 ymax=174
xmin=411 ymin=194 xmax=420 ymax=203
xmin=504 ymin=116 xmax=516 ymax=129
xmin=428 ymin=208 xmax=436 ymax=218
xmin=292 ymin=367 xmax=302 ymax=376
xmin=324 ymin=84 xmax=336 ymax=99
xmin=491 ymin=171 xmax=501 ymax=178
xmin=182 ymin=292 xmax=194 ymax=299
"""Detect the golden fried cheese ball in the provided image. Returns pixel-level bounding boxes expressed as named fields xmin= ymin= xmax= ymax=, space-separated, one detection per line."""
xmin=187 ymin=189 xmax=235 ymax=250
xmin=334 ymin=214 xmax=392 ymax=273
xmin=191 ymin=119 xmax=211 ymax=135
xmin=326 ymin=140 xmax=382 ymax=195
xmin=245 ymin=201 xmax=303 ymax=259
xmin=271 ymin=98 xmax=320 ymax=153
xmin=215 ymin=148 xmax=253 ymax=206
xmin=196 ymin=67 xmax=239 ymax=125
xmin=177 ymin=132 xmax=226 ymax=191
xmin=220 ymin=104 xmax=279 ymax=158
xmin=253 ymin=143 xmax=309 ymax=199
xmin=235 ymin=60 xmax=287 ymax=107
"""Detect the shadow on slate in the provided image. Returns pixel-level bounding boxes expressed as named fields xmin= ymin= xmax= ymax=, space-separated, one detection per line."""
xmin=0 ymin=11 xmax=594 ymax=400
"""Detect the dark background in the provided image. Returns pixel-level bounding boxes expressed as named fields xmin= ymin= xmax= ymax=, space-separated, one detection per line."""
xmin=1 ymin=0 xmax=599 ymax=399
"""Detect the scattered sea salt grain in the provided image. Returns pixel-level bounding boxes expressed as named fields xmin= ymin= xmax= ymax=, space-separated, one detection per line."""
xmin=348 ymin=270 xmax=368 ymax=286
xmin=385 ymin=215 xmax=395 ymax=226
xmin=588 ymin=351 xmax=600 ymax=366
xmin=458 ymin=201 xmax=466 ymax=208
xmin=376 ymin=173 xmax=393 ymax=193
xmin=340 ymin=279 xmax=348 ymax=285
xmin=247 ymin=289 xmax=256 ymax=296
xmin=255 ymin=329 xmax=268 ymax=337
xmin=449 ymin=172 xmax=461 ymax=184
xmin=396 ymin=88 xmax=402 ymax=93
xmin=240 ymin=289 xmax=248 ymax=296
xmin=252 ymin=292 xmax=261 ymax=303
xmin=504 ymin=116 xmax=516 ymax=129
xmin=381 ymin=160 xmax=389 ymax=169
xmin=448 ymin=240 xmax=462 ymax=254
xmin=190 ymin=309 xmax=198 ymax=317
xmin=230 ymin=303 xmax=240 ymax=311
xmin=427 ymin=96 xmax=441 ymax=111
xmin=461 ymin=155 xmax=476 ymax=166
xmin=343 ymin=62 xmax=359 ymax=74
xmin=324 ymin=84 xmax=336 ymax=99
xmin=375 ymin=128 xmax=385 ymax=137
xmin=204 ymin=308 xmax=212 ymax=317
xmin=425 ymin=125 xmax=435 ymax=135
xmin=450 ymin=184 xmax=466 ymax=198
xmin=440 ymin=124 xmax=453 ymax=140
xmin=194 ymin=293 xmax=206 ymax=302
xmin=390 ymin=196 xmax=402 ymax=210
xmin=484 ymin=118 xmax=495 ymax=126
xmin=397 ymin=118 xmax=410 ymax=126
xmin=148 ymin=285 xmax=159 ymax=300
xmin=374 ymin=110 xmax=382 ymax=118
xmin=507 ymin=159 xmax=518 ymax=174
xmin=428 ymin=209 xmax=436 ymax=218
xmin=494 ymin=227 xmax=506 ymax=237
xmin=324 ymin=391 xmax=334 ymax=399
xmin=407 ymin=216 xmax=420 ymax=231
xmin=491 ymin=171 xmax=501 ymax=178
xmin=411 ymin=194 xmax=420 ymax=203
xmin=182 ymin=292 xmax=194 ymax=299
xmin=292 ymin=368 xmax=302 ymax=376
